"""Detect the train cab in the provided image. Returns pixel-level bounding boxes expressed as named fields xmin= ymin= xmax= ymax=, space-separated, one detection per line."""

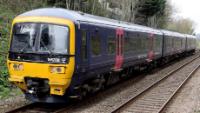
xmin=7 ymin=9 xmax=76 ymax=102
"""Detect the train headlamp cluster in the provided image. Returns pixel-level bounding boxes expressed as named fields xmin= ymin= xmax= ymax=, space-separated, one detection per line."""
xmin=50 ymin=66 xmax=66 ymax=74
xmin=12 ymin=63 xmax=24 ymax=71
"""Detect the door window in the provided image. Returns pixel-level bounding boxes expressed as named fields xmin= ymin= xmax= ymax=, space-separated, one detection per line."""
xmin=107 ymin=36 xmax=116 ymax=54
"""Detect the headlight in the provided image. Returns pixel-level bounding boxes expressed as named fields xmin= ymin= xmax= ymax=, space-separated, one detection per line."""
xmin=12 ymin=63 xmax=24 ymax=71
xmin=50 ymin=66 xmax=66 ymax=74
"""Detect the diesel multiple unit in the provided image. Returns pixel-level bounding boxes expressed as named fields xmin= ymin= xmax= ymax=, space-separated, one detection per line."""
xmin=7 ymin=8 xmax=196 ymax=103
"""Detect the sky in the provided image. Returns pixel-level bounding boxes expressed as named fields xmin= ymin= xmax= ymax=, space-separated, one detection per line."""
xmin=170 ymin=0 xmax=200 ymax=33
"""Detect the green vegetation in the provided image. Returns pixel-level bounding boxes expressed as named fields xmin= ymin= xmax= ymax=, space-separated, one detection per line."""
xmin=166 ymin=18 xmax=195 ymax=34
xmin=0 ymin=0 xmax=195 ymax=99
xmin=0 ymin=0 xmax=47 ymax=99
xmin=134 ymin=0 xmax=168 ymax=28
xmin=0 ymin=86 xmax=22 ymax=99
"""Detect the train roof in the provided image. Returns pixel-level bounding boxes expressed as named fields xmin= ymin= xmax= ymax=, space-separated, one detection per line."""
xmin=185 ymin=34 xmax=196 ymax=39
xmin=18 ymin=8 xmax=162 ymax=34
xmin=17 ymin=8 xmax=192 ymax=37
xmin=161 ymin=30 xmax=186 ymax=38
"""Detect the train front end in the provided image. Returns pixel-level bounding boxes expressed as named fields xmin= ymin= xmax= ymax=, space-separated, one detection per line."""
xmin=7 ymin=16 xmax=75 ymax=103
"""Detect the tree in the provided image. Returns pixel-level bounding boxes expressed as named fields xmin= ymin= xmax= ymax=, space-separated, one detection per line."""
xmin=134 ymin=0 xmax=167 ymax=28
xmin=166 ymin=18 xmax=195 ymax=34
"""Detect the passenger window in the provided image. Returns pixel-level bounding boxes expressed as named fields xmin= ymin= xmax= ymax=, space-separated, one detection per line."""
xmin=81 ymin=30 xmax=87 ymax=60
xmin=154 ymin=35 xmax=162 ymax=52
xmin=136 ymin=33 xmax=142 ymax=52
xmin=108 ymin=36 xmax=116 ymax=54
xmin=124 ymin=33 xmax=139 ymax=53
xmin=141 ymin=34 xmax=148 ymax=52
xmin=91 ymin=34 xmax=101 ymax=56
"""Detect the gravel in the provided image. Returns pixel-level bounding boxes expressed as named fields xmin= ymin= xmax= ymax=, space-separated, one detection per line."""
xmin=61 ymin=55 xmax=198 ymax=113
xmin=120 ymin=57 xmax=200 ymax=113
xmin=0 ymin=54 xmax=198 ymax=113
xmin=163 ymin=69 xmax=200 ymax=113
xmin=0 ymin=91 xmax=30 ymax=113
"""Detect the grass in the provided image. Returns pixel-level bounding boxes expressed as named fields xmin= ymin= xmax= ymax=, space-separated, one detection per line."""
xmin=0 ymin=86 xmax=23 ymax=99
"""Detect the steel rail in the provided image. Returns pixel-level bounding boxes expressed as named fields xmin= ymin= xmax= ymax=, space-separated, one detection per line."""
xmin=6 ymin=103 xmax=37 ymax=113
xmin=6 ymin=102 xmax=69 ymax=113
xmin=6 ymin=55 xmax=200 ymax=113
xmin=110 ymin=55 xmax=200 ymax=113
xmin=157 ymin=63 xmax=200 ymax=113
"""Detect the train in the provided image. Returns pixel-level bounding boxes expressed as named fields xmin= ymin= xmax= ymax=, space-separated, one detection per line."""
xmin=7 ymin=8 xmax=196 ymax=103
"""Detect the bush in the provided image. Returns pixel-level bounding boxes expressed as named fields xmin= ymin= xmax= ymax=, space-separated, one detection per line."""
xmin=0 ymin=0 xmax=47 ymax=98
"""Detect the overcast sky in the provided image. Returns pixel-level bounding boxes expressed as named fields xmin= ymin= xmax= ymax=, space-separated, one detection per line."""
xmin=170 ymin=0 xmax=200 ymax=33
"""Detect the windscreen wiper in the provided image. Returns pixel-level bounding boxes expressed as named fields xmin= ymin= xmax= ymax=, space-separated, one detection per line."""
xmin=19 ymin=44 xmax=29 ymax=53
xmin=40 ymin=39 xmax=53 ymax=54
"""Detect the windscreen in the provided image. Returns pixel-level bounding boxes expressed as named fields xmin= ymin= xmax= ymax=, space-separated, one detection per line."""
xmin=10 ymin=23 xmax=69 ymax=54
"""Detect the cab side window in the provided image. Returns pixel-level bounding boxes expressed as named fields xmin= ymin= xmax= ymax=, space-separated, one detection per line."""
xmin=81 ymin=30 xmax=87 ymax=60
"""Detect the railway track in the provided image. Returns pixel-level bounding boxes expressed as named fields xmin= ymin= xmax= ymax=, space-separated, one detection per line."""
xmin=6 ymin=103 xmax=68 ymax=113
xmin=6 ymin=54 xmax=200 ymax=113
xmin=111 ymin=56 xmax=200 ymax=113
xmin=53 ymin=54 xmax=200 ymax=113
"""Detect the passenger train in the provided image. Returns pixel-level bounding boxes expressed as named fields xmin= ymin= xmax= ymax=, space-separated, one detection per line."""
xmin=7 ymin=8 xmax=196 ymax=103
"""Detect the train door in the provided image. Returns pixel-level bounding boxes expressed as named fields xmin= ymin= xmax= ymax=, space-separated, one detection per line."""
xmin=147 ymin=33 xmax=154 ymax=62
xmin=80 ymin=24 xmax=89 ymax=72
xmin=114 ymin=28 xmax=124 ymax=71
